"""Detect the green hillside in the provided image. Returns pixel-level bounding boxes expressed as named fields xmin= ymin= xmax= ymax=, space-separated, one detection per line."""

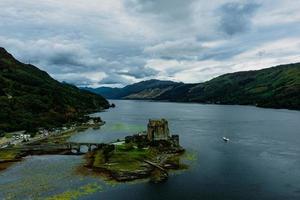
xmin=0 ymin=48 xmax=109 ymax=133
xmin=158 ymin=63 xmax=300 ymax=110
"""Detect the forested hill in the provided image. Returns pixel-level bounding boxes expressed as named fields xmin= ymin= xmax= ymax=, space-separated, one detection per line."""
xmin=0 ymin=47 xmax=109 ymax=133
xmin=87 ymin=63 xmax=300 ymax=110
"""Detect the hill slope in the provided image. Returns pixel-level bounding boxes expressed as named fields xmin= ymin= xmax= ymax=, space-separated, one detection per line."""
xmin=0 ymin=48 xmax=109 ymax=133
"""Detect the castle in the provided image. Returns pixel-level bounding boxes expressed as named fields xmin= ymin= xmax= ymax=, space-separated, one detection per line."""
xmin=125 ymin=119 xmax=180 ymax=147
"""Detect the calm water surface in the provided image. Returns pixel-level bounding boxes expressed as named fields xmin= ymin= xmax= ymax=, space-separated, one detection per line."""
xmin=1 ymin=100 xmax=300 ymax=199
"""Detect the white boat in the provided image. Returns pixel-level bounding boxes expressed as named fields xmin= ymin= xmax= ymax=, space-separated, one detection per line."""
xmin=223 ymin=137 xmax=229 ymax=142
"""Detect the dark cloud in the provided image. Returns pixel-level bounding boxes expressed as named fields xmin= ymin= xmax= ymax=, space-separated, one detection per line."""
xmin=218 ymin=2 xmax=260 ymax=36
xmin=47 ymin=52 xmax=82 ymax=66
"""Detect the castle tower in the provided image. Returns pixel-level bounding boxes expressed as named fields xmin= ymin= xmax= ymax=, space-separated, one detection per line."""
xmin=147 ymin=119 xmax=170 ymax=141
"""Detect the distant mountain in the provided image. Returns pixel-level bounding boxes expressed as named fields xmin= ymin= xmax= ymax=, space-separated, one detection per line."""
xmin=87 ymin=63 xmax=300 ymax=110
xmin=0 ymin=47 xmax=109 ymax=133
xmin=83 ymin=79 xmax=181 ymax=99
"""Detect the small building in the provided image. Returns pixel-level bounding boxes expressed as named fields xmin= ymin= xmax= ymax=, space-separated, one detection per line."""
xmin=23 ymin=134 xmax=31 ymax=141
xmin=147 ymin=119 xmax=170 ymax=141
xmin=38 ymin=128 xmax=49 ymax=136
xmin=9 ymin=130 xmax=31 ymax=141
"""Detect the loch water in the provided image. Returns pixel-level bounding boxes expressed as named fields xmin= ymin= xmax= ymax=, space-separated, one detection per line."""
xmin=1 ymin=100 xmax=300 ymax=199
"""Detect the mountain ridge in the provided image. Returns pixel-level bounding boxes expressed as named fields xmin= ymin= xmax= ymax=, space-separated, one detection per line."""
xmin=86 ymin=63 xmax=300 ymax=110
xmin=83 ymin=79 xmax=181 ymax=99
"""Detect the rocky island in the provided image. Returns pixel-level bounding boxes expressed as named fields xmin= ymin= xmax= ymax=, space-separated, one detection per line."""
xmin=84 ymin=119 xmax=186 ymax=183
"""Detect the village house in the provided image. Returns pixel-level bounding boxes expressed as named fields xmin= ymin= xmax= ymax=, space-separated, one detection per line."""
xmin=10 ymin=131 xmax=30 ymax=141
xmin=38 ymin=128 xmax=49 ymax=136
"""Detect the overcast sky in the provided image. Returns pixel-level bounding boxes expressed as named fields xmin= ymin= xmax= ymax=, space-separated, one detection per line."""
xmin=1 ymin=0 xmax=300 ymax=87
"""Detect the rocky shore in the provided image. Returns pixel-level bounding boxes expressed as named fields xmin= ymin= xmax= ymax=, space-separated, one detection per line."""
xmin=84 ymin=143 xmax=186 ymax=183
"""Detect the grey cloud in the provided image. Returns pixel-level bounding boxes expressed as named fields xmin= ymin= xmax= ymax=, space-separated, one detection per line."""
xmin=199 ymin=44 xmax=247 ymax=61
xmin=1 ymin=0 xmax=300 ymax=87
xmin=205 ymin=20 xmax=300 ymax=61
xmin=218 ymin=2 xmax=260 ymax=35
xmin=54 ymin=73 xmax=100 ymax=87
xmin=117 ymin=66 xmax=159 ymax=79
xmin=144 ymin=37 xmax=248 ymax=62
xmin=99 ymin=74 xmax=133 ymax=86
xmin=144 ymin=39 xmax=205 ymax=60
xmin=125 ymin=0 xmax=196 ymax=21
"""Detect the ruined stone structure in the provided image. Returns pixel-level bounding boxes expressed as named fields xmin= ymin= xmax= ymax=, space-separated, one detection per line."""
xmin=170 ymin=135 xmax=179 ymax=147
xmin=147 ymin=119 xmax=170 ymax=141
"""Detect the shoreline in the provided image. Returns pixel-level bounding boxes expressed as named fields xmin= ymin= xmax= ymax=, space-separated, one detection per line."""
xmin=0 ymin=121 xmax=105 ymax=172
xmin=109 ymin=99 xmax=300 ymax=112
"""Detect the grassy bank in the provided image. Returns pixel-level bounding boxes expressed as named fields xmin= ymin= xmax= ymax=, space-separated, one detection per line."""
xmin=0 ymin=149 xmax=22 ymax=171
xmin=0 ymin=149 xmax=21 ymax=161
xmin=93 ymin=143 xmax=155 ymax=171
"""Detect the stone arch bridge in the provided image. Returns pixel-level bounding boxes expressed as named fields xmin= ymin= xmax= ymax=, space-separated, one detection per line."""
xmin=6 ymin=142 xmax=107 ymax=154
